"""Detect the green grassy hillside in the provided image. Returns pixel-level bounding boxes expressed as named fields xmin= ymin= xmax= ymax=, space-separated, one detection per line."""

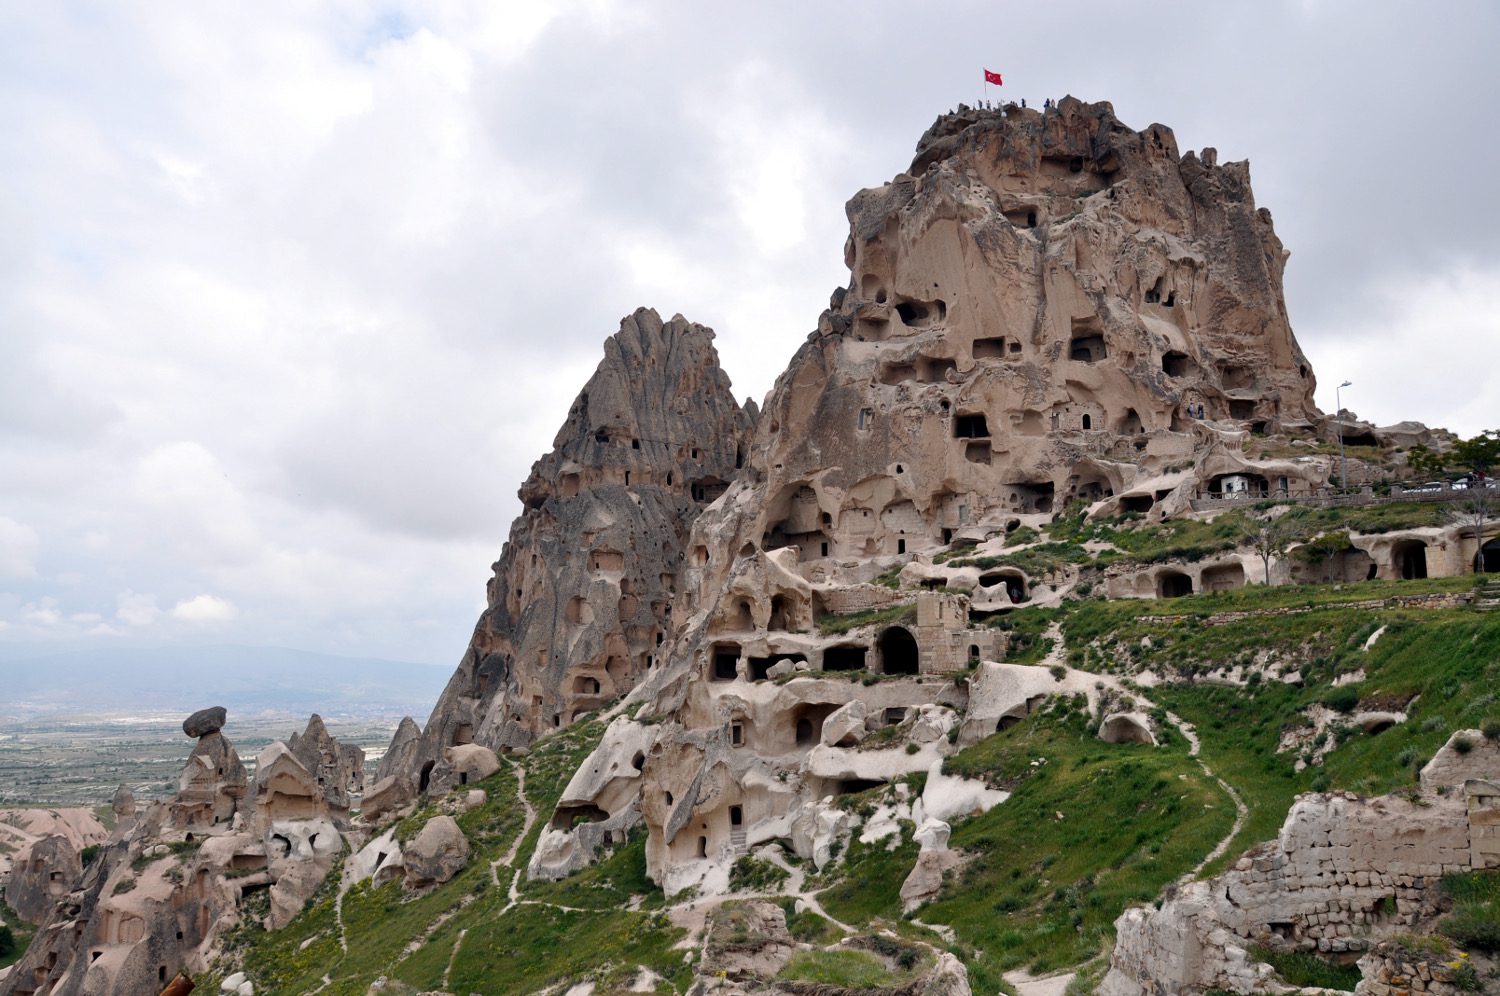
xmin=206 ymin=576 xmax=1500 ymax=993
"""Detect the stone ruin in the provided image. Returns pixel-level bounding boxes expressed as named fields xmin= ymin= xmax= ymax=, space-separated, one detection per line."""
xmin=1101 ymin=731 xmax=1500 ymax=995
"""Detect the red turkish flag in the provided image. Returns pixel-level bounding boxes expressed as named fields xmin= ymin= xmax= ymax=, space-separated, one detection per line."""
xmin=984 ymin=69 xmax=1003 ymax=86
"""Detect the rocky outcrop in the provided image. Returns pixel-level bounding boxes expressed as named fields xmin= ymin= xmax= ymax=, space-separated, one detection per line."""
xmin=285 ymin=713 xmax=365 ymax=822
xmin=1100 ymin=731 xmax=1500 ymax=995
xmin=168 ymin=715 xmax=247 ymax=830
xmin=0 ymin=710 xmax=359 ymax=995
xmin=403 ymin=815 xmax=469 ymax=889
xmin=375 ymin=715 xmax=422 ymax=783
xmin=182 ymin=706 xmax=227 ymax=739
xmin=393 ymin=307 xmax=755 ymax=795
xmin=5 ymin=834 xmax=83 ymax=925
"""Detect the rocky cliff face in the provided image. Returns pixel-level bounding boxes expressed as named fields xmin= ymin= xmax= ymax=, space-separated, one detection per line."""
xmin=524 ymin=98 xmax=1335 ymax=896
xmin=397 ymin=308 xmax=755 ymax=792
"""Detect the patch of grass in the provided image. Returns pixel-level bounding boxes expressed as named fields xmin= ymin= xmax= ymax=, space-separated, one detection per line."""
xmin=779 ymin=899 xmax=844 ymax=946
xmin=210 ymin=719 xmax=678 ymax=995
xmin=777 ymin=947 xmax=918 ymax=987
xmin=1249 ymin=945 xmax=1362 ymax=990
xmin=819 ymin=704 xmax=1229 ymax=992
xmin=728 ymin=854 xmax=790 ymax=894
xmin=0 ymin=898 xmax=33 ymax=970
xmin=950 ymin=543 xmax=1091 ymax=579
xmin=1152 ymin=610 xmax=1500 ymax=877
xmin=818 ymin=602 xmax=917 ymax=636
xmin=1439 ymin=870 xmax=1500 ymax=953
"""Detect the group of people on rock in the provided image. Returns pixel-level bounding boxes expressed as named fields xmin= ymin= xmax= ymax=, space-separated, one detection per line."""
xmin=970 ymin=97 xmax=1059 ymax=112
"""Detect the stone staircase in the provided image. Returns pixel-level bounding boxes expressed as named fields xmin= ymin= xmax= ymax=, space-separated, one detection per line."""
xmin=1475 ymin=577 xmax=1500 ymax=611
xmin=730 ymin=828 xmax=747 ymax=854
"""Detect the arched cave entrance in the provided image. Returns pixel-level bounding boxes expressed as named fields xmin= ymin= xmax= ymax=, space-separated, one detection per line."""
xmin=1393 ymin=540 xmax=1428 ymax=580
xmin=1482 ymin=537 xmax=1500 ymax=573
xmin=878 ymin=626 xmax=919 ymax=675
xmin=1157 ymin=570 xmax=1193 ymax=599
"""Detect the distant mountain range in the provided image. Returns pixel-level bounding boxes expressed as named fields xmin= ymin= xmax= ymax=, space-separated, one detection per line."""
xmin=0 ymin=644 xmax=452 ymax=722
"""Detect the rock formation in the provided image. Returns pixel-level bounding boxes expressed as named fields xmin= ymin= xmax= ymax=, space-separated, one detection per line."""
xmin=285 ymin=713 xmax=364 ymax=822
xmin=10 ymin=98 xmax=1496 ymax=996
xmin=1101 ymin=730 xmax=1500 ymax=995
xmin=388 ymin=307 xmax=755 ymax=799
xmin=525 ymin=98 xmax=1342 ymax=899
xmin=0 ymin=709 xmax=360 ymax=994
xmin=4 ymin=835 xmax=84 ymax=925
xmin=168 ymin=718 xmax=247 ymax=831
xmin=401 ymin=815 xmax=469 ymax=890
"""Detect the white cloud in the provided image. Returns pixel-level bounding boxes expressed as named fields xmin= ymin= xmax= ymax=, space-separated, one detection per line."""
xmin=115 ymin=590 xmax=161 ymax=627
xmin=1302 ymin=264 xmax=1500 ymax=438
xmin=171 ymin=594 xmax=237 ymax=622
xmin=0 ymin=3 xmax=1494 ymax=667
xmin=21 ymin=598 xmax=62 ymax=626
xmin=0 ymin=516 xmax=40 ymax=579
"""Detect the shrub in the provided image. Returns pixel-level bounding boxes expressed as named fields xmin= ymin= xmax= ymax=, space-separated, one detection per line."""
xmin=1249 ymin=945 xmax=1362 ymax=990
xmin=0 ymin=924 xmax=13 ymax=959
xmin=1482 ymin=718 xmax=1500 ymax=741
xmin=1440 ymin=910 xmax=1500 ymax=952
xmin=905 ymin=743 xmax=920 ymax=755
xmin=1454 ymin=736 xmax=1475 ymax=755
xmin=1049 ymin=665 xmax=1067 ymax=682
xmin=1322 ymin=686 xmax=1360 ymax=714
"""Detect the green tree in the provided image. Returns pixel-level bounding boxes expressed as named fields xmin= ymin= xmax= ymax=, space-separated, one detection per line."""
xmin=1453 ymin=429 xmax=1500 ymax=476
xmin=1295 ymin=530 xmax=1354 ymax=582
xmin=1406 ymin=443 xmax=1448 ymax=480
xmin=0 ymin=922 xmax=15 ymax=959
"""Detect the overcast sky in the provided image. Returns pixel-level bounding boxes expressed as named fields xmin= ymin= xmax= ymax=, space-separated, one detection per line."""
xmin=1 ymin=1 xmax=1496 ymax=667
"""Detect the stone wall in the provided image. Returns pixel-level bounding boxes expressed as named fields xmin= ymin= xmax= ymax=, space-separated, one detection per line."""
xmin=1101 ymin=731 xmax=1498 ymax=995
xmin=1356 ymin=941 xmax=1471 ymax=996
xmin=817 ymin=584 xmax=908 ymax=616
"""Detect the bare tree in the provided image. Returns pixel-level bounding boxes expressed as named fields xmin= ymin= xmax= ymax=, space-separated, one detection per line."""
xmin=1450 ymin=487 xmax=1496 ymax=574
xmin=1240 ymin=514 xmax=1296 ymax=585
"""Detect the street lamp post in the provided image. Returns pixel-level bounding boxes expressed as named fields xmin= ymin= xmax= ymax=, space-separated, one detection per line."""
xmin=1336 ymin=380 xmax=1352 ymax=492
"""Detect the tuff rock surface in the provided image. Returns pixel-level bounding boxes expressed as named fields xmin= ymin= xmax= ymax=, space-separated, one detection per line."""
xmin=1 ymin=710 xmax=366 ymax=995
xmin=389 ymin=307 xmax=755 ymax=805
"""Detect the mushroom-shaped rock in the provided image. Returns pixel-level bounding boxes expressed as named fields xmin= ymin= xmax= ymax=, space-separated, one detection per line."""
xmin=913 ymin=817 xmax=952 ymax=852
xmin=1098 ymin=712 xmax=1157 ymax=745
xmin=901 ymin=820 xmax=962 ymax=912
xmin=403 ymin=815 xmax=469 ymax=889
xmin=821 ymin=700 xmax=867 ymax=747
xmin=183 ymin=705 xmax=228 ymax=738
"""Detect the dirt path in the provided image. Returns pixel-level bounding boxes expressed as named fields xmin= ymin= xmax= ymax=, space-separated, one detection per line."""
xmin=1164 ymin=711 xmax=1249 ymax=880
xmin=1004 ymin=968 xmax=1076 ymax=996
xmin=442 ymin=927 xmax=467 ymax=989
xmin=494 ymin=758 xmax=539 ymax=911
